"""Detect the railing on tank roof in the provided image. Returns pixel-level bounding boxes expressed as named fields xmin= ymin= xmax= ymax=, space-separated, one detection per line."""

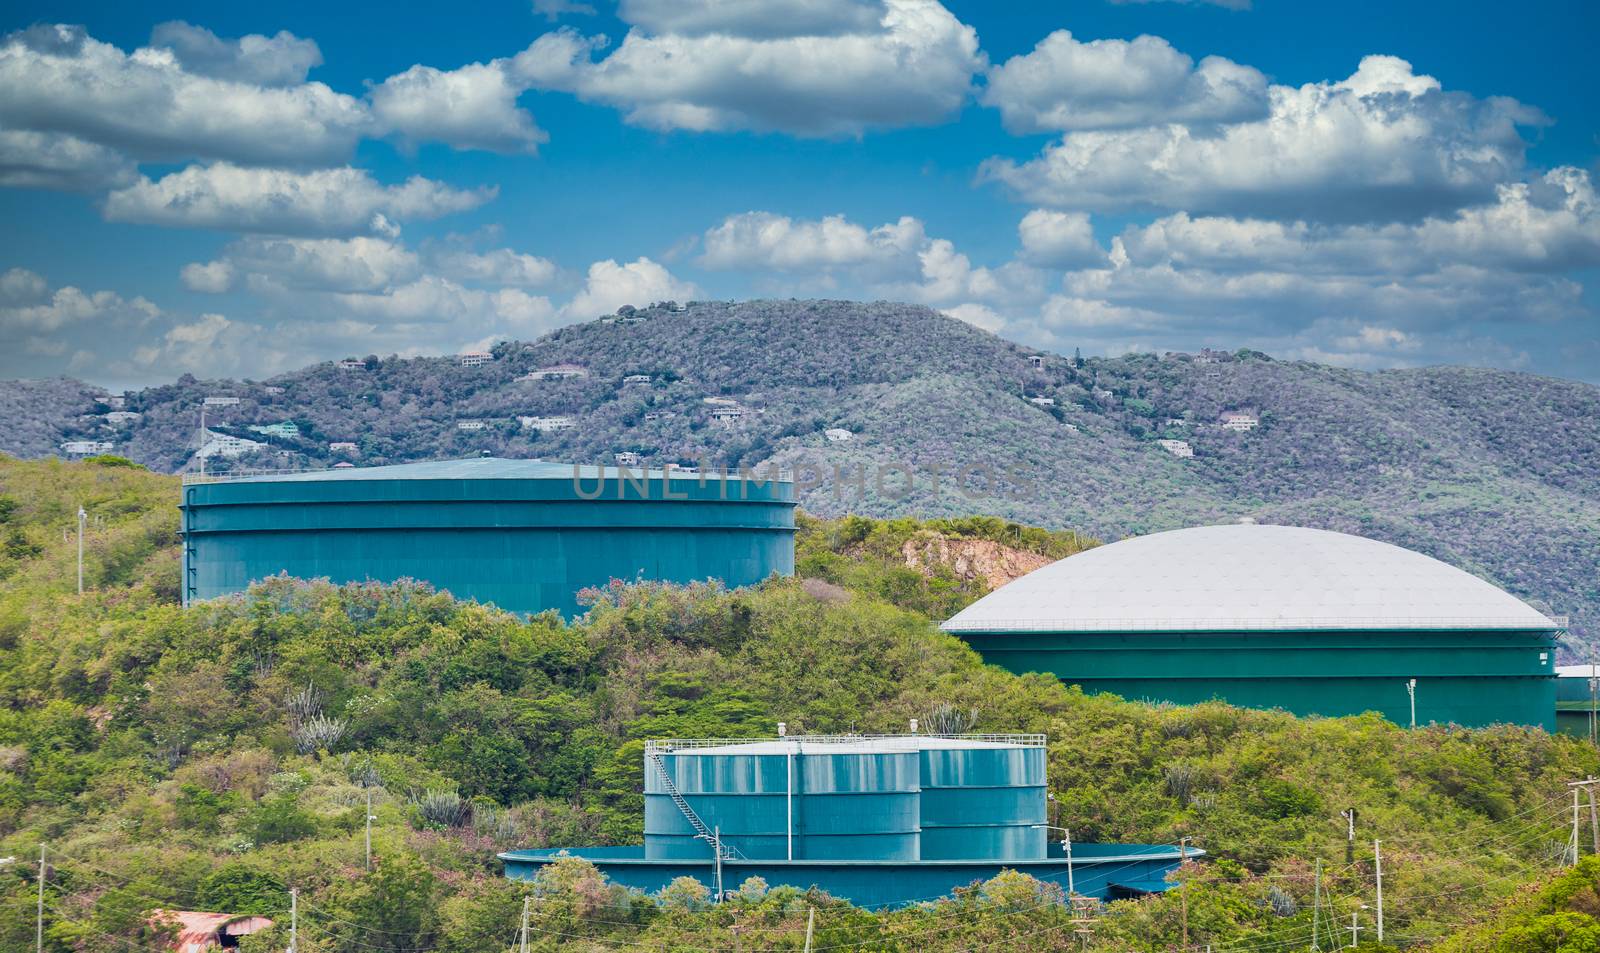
xmin=943 ymin=616 xmax=1566 ymax=631
xmin=182 ymin=466 xmax=333 ymax=485
xmin=645 ymin=733 xmax=1047 ymax=753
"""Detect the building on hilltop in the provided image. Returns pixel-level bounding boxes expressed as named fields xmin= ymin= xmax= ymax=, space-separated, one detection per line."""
xmin=202 ymin=396 xmax=240 ymax=407
xmin=328 ymin=441 xmax=358 ymax=453
xmin=1156 ymin=439 xmax=1193 ymax=458
xmin=1221 ymin=412 xmax=1259 ymax=431
xmin=943 ymin=524 xmax=1562 ymax=728
xmin=709 ymin=407 xmax=746 ymax=426
xmin=104 ymin=411 xmax=142 ymax=424
xmin=460 ymin=351 xmax=494 ymax=367
xmin=61 ymin=440 xmax=115 ymax=455
xmin=623 ymin=374 xmax=652 ymax=385
xmin=1028 ymin=396 xmax=1056 ymax=407
xmin=520 ymin=415 xmax=576 ymax=432
xmin=520 ymin=363 xmax=589 ymax=381
xmin=824 ymin=428 xmax=853 ymax=442
xmin=196 ymin=432 xmax=265 ymax=459
xmin=250 ymin=422 xmax=300 ymax=439
xmin=1029 ymin=354 xmax=1046 ymax=370
xmin=456 ymin=420 xmax=487 ymax=431
xmin=337 ymin=359 xmax=367 ymax=371
xmin=615 ymin=451 xmax=641 ymax=466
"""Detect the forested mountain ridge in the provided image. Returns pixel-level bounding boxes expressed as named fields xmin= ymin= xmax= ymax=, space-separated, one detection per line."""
xmin=3 ymin=299 xmax=1598 ymax=653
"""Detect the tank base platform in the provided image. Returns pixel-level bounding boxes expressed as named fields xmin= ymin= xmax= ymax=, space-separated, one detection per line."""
xmin=499 ymin=842 xmax=1198 ymax=908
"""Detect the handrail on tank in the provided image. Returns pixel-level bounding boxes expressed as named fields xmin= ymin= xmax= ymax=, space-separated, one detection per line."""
xmin=645 ymin=733 xmax=1047 ymax=753
xmin=182 ymin=466 xmax=332 ymax=485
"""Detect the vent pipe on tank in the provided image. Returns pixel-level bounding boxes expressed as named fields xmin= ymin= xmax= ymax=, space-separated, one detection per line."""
xmin=909 ymin=718 xmax=919 ymax=733
xmin=777 ymin=722 xmax=787 ymax=737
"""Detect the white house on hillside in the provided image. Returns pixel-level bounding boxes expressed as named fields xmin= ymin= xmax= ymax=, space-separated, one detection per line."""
xmin=61 ymin=440 xmax=114 ymax=455
xmin=521 ymin=364 xmax=589 ymax=381
xmin=460 ymin=351 xmax=494 ymax=367
xmin=196 ymin=432 xmax=265 ymax=459
xmin=824 ymin=428 xmax=853 ymax=442
xmin=1157 ymin=439 xmax=1194 ymax=459
xmin=520 ymin=415 xmax=576 ymax=432
xmin=1221 ymin=412 xmax=1259 ymax=431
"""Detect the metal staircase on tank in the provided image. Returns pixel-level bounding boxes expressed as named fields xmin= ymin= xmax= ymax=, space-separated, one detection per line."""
xmin=647 ymin=750 xmax=742 ymax=860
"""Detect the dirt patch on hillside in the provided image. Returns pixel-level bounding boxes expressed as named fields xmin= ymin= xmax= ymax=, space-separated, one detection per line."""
xmin=900 ymin=533 xmax=1053 ymax=590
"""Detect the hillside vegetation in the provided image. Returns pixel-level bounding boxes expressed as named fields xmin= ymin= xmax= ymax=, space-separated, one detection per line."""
xmin=4 ymin=300 xmax=1596 ymax=656
xmin=1 ymin=456 xmax=1598 ymax=951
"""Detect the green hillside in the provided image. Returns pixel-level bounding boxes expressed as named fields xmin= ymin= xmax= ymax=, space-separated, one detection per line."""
xmin=2 ymin=456 xmax=1599 ymax=950
xmin=3 ymin=300 xmax=1596 ymax=657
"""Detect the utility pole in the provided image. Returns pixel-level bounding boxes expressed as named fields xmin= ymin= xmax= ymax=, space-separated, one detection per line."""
xmin=365 ymin=788 xmax=374 ymax=871
xmin=1573 ymin=787 xmax=1583 ymax=865
xmin=1406 ymin=679 xmax=1416 ymax=729
xmin=518 ymin=895 xmax=531 ymax=953
xmin=1570 ymin=778 xmax=1600 ymax=857
xmin=288 ymin=887 xmax=297 ymax=953
xmin=37 ymin=844 xmax=45 ymax=953
xmin=1179 ymin=837 xmax=1192 ymax=951
xmin=1348 ymin=910 xmax=1362 ymax=949
xmin=1374 ymin=840 xmax=1384 ymax=944
xmin=1341 ymin=809 xmax=1356 ymax=865
xmin=1064 ymin=826 xmax=1075 ymax=898
xmin=803 ymin=907 xmax=815 ymax=953
xmin=1311 ymin=857 xmax=1322 ymax=951
xmin=76 ymin=506 xmax=86 ymax=595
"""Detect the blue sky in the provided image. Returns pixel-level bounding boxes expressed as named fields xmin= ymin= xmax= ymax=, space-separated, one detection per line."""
xmin=1 ymin=0 xmax=1596 ymax=389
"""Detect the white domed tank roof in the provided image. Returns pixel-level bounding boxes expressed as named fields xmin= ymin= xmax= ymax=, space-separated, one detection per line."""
xmin=942 ymin=524 xmax=1556 ymax=634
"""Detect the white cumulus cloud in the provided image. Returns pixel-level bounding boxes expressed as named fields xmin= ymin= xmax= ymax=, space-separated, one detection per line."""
xmin=430 ymin=247 xmax=559 ymax=286
xmin=510 ymin=0 xmax=983 ymax=136
xmin=0 ymin=128 xmax=138 ymax=191
xmin=0 ymin=24 xmax=369 ymax=167
xmin=370 ymin=60 xmax=548 ymax=154
xmin=617 ymin=0 xmax=887 ymax=38
xmin=103 ymin=163 xmax=496 ymax=236
xmin=148 ymin=21 xmax=323 ymax=87
xmin=180 ymin=260 xmax=237 ymax=293
xmin=1018 ymin=209 xmax=1106 ymax=267
xmin=983 ymin=31 xmax=1268 ymax=132
xmin=981 ymin=54 xmax=1542 ymax=222
xmin=562 ymin=257 xmax=698 ymax=318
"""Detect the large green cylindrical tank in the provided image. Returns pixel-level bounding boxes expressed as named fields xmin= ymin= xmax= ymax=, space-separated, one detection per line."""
xmin=918 ymin=740 xmax=1047 ymax=860
xmin=944 ymin=525 xmax=1560 ymax=729
xmin=179 ymin=459 xmax=795 ymax=618
xmin=644 ymin=741 xmax=921 ymax=861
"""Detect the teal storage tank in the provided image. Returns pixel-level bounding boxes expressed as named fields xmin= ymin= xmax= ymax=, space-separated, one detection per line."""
xmin=179 ymin=458 xmax=795 ymax=618
xmin=918 ymin=740 xmax=1048 ymax=860
xmin=643 ymin=735 xmax=1049 ymax=862
xmin=510 ymin=733 xmax=1195 ymax=908
xmin=645 ymin=740 xmax=921 ymax=861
